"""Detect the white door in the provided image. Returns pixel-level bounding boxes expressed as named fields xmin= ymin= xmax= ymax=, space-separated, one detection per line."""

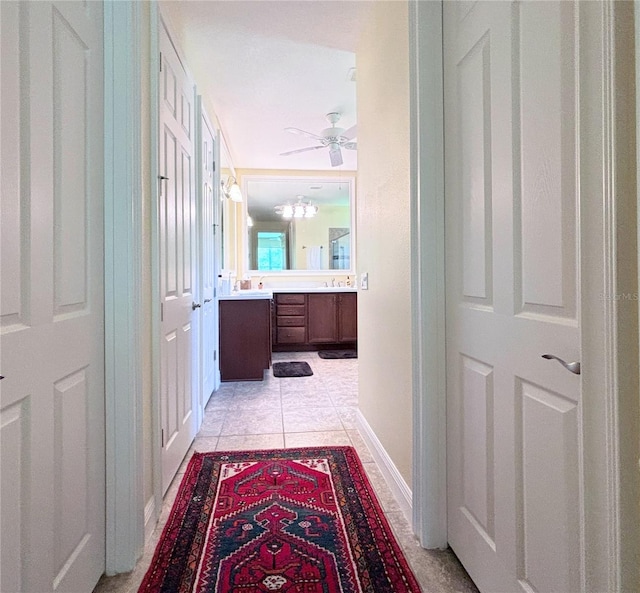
xmin=159 ymin=22 xmax=197 ymax=494
xmin=0 ymin=1 xmax=105 ymax=591
xmin=445 ymin=2 xmax=584 ymax=591
xmin=199 ymin=109 xmax=217 ymax=409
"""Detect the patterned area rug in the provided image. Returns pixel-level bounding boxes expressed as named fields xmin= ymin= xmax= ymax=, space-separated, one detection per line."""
xmin=272 ymin=361 xmax=313 ymax=377
xmin=139 ymin=447 xmax=420 ymax=592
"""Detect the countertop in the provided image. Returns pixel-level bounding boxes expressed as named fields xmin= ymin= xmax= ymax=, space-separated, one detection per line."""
xmin=272 ymin=287 xmax=357 ymax=293
xmin=218 ymin=286 xmax=357 ymax=300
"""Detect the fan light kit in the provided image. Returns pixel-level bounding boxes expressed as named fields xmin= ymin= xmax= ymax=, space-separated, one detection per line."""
xmin=275 ymin=196 xmax=318 ymax=219
xmin=280 ymin=112 xmax=357 ymax=167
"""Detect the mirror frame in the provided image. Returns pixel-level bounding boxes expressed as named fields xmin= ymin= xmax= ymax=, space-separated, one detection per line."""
xmin=242 ymin=174 xmax=356 ymax=275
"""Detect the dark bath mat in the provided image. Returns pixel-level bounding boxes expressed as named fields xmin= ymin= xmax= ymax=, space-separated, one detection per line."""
xmin=273 ymin=361 xmax=314 ymax=377
xmin=318 ymin=350 xmax=357 ymax=359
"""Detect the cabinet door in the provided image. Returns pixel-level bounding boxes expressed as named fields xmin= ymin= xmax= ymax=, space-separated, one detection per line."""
xmin=219 ymin=299 xmax=271 ymax=381
xmin=307 ymin=293 xmax=338 ymax=343
xmin=338 ymin=293 xmax=358 ymax=342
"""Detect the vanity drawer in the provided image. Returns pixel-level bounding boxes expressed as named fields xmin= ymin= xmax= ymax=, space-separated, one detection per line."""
xmin=277 ymin=315 xmax=305 ymax=327
xmin=276 ymin=294 xmax=306 ymax=305
xmin=277 ymin=304 xmax=306 ymax=316
xmin=277 ymin=327 xmax=306 ymax=343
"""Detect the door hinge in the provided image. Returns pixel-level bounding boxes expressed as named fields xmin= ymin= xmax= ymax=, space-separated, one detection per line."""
xmin=160 ymin=302 xmax=164 ymax=322
xmin=213 ymin=161 xmax=216 ymax=172
xmin=214 ymin=350 xmax=217 ymax=361
xmin=161 ymin=429 xmax=164 ymax=447
xmin=159 ymin=52 xmax=162 ymax=72
xmin=214 ymin=287 xmax=217 ymax=298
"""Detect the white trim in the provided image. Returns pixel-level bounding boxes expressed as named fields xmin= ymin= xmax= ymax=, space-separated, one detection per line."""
xmin=149 ymin=0 xmax=164 ymax=528
xmin=408 ymin=0 xmax=448 ymax=549
xmin=579 ymin=3 xmax=639 ymax=591
xmin=144 ymin=497 xmax=157 ymax=542
xmin=355 ymin=411 xmax=412 ymax=522
xmin=103 ymin=0 xmax=144 ymax=574
xmin=213 ymin=127 xmax=222 ymax=393
xmin=194 ymin=95 xmax=205 ymax=433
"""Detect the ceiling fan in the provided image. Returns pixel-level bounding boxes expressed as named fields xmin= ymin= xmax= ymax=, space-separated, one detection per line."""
xmin=280 ymin=112 xmax=357 ymax=167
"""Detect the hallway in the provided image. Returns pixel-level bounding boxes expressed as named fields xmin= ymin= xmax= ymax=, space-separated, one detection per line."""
xmin=94 ymin=351 xmax=477 ymax=592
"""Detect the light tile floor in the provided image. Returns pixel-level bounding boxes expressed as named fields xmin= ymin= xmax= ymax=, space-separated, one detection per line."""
xmin=94 ymin=351 xmax=478 ymax=593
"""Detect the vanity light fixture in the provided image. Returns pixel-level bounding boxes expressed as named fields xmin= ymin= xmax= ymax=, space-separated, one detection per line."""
xmin=221 ymin=176 xmax=243 ymax=202
xmin=275 ymin=195 xmax=318 ymax=220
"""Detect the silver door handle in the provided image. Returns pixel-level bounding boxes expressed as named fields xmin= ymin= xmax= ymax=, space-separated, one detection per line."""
xmin=541 ymin=354 xmax=581 ymax=375
xmin=192 ymin=302 xmax=201 ymax=310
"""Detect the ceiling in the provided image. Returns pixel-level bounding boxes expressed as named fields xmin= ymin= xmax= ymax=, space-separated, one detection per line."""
xmin=160 ymin=1 xmax=371 ymax=172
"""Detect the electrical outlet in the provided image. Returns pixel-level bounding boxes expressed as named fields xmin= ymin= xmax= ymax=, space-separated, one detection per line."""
xmin=360 ymin=272 xmax=369 ymax=290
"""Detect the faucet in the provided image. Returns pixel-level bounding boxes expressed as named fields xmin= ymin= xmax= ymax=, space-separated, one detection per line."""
xmin=331 ymin=278 xmax=336 ymax=287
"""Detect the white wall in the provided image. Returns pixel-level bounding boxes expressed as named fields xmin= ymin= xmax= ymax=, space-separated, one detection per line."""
xmin=356 ymin=1 xmax=412 ymax=483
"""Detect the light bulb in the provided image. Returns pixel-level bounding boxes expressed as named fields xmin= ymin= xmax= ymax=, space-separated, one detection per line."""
xmin=229 ymin=183 xmax=243 ymax=202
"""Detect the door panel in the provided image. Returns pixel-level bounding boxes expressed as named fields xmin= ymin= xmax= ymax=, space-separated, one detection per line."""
xmin=338 ymin=293 xmax=358 ymax=342
xmin=159 ymin=22 xmax=197 ymax=494
xmin=200 ymin=111 xmax=216 ymax=407
xmin=0 ymin=2 xmax=105 ymax=591
xmin=444 ymin=2 xmax=581 ymax=592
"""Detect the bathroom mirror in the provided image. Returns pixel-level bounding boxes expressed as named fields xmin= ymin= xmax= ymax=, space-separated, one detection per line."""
xmin=244 ymin=175 xmax=355 ymax=273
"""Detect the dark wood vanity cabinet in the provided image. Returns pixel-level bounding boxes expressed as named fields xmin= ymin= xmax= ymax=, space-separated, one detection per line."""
xmin=219 ymin=299 xmax=272 ymax=381
xmin=274 ymin=293 xmax=307 ymax=345
xmin=274 ymin=292 xmax=357 ymax=350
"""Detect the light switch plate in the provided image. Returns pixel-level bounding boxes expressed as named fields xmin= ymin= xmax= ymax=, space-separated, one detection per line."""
xmin=360 ymin=272 xmax=369 ymax=290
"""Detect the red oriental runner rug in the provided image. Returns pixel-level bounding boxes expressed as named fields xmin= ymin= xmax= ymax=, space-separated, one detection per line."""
xmin=139 ymin=446 xmax=421 ymax=592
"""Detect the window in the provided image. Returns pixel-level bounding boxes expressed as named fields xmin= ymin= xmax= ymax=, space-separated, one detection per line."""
xmin=256 ymin=232 xmax=287 ymax=271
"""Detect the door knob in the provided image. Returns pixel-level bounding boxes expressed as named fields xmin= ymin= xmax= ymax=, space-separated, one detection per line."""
xmin=192 ymin=302 xmax=201 ymax=310
xmin=541 ymin=354 xmax=581 ymax=375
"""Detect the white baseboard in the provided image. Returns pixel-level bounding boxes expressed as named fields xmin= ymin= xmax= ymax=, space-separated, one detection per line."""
xmin=355 ymin=410 xmax=413 ymax=522
xmin=144 ymin=496 xmax=157 ymax=541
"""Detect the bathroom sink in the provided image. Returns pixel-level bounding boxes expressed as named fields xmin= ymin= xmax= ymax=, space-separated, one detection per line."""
xmin=220 ymin=289 xmax=273 ymax=300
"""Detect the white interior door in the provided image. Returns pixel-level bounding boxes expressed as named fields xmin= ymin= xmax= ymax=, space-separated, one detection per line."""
xmin=159 ymin=22 xmax=197 ymax=494
xmin=200 ymin=110 xmax=217 ymax=409
xmin=0 ymin=1 xmax=105 ymax=591
xmin=444 ymin=2 xmax=586 ymax=592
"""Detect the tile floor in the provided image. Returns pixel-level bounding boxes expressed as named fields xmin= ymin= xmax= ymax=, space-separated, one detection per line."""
xmin=94 ymin=351 xmax=478 ymax=593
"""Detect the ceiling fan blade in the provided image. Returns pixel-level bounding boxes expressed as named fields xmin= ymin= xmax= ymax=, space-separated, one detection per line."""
xmin=280 ymin=145 xmax=325 ymax=156
xmin=343 ymin=141 xmax=357 ymax=150
xmin=341 ymin=125 xmax=357 ymax=140
xmin=284 ymin=127 xmax=324 ymax=141
xmin=329 ymin=147 xmax=343 ymax=167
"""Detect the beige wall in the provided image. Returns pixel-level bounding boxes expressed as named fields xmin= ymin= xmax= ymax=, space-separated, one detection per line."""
xmin=356 ymin=1 xmax=412 ymax=483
